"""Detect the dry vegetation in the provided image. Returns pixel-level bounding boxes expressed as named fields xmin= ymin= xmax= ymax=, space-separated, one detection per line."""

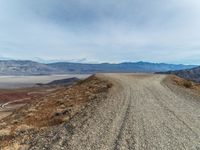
xmin=170 ymin=75 xmax=200 ymax=91
xmin=0 ymin=75 xmax=112 ymax=149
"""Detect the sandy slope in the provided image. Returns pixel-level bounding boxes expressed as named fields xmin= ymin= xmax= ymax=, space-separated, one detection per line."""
xmin=2 ymin=73 xmax=200 ymax=149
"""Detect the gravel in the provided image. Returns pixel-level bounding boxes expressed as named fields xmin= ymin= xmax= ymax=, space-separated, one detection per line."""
xmin=2 ymin=73 xmax=200 ymax=149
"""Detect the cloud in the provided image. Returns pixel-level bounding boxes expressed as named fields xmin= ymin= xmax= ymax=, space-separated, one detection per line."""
xmin=0 ymin=0 xmax=200 ymax=64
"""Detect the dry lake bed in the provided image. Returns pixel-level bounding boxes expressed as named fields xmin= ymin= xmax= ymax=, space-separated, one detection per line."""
xmin=0 ymin=74 xmax=90 ymax=89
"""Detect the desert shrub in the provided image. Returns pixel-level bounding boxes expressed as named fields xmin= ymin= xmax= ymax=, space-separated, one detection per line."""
xmin=107 ymin=83 xmax=113 ymax=88
xmin=183 ymin=80 xmax=192 ymax=88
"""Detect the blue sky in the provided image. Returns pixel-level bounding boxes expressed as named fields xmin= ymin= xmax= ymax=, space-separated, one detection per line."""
xmin=0 ymin=0 xmax=200 ymax=64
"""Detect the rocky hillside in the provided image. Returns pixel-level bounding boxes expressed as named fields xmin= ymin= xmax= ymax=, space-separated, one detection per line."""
xmin=164 ymin=66 xmax=200 ymax=83
xmin=0 ymin=75 xmax=112 ymax=149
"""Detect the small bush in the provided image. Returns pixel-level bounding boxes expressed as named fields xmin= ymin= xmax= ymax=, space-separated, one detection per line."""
xmin=183 ymin=80 xmax=192 ymax=88
xmin=107 ymin=83 xmax=113 ymax=88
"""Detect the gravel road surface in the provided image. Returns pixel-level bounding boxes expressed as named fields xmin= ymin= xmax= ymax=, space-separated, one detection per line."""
xmin=14 ymin=74 xmax=200 ymax=150
xmin=60 ymin=74 xmax=200 ymax=150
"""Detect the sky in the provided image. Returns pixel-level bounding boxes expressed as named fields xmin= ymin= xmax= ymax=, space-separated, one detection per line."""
xmin=0 ymin=0 xmax=200 ymax=64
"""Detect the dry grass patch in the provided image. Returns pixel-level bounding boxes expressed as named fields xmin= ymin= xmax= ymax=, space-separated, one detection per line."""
xmin=170 ymin=75 xmax=200 ymax=91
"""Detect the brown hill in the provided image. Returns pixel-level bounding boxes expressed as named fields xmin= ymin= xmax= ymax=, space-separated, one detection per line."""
xmin=0 ymin=75 xmax=111 ymax=149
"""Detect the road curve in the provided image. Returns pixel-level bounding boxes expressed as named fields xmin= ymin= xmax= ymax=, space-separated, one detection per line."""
xmin=0 ymin=98 xmax=30 ymax=111
xmin=36 ymin=74 xmax=200 ymax=149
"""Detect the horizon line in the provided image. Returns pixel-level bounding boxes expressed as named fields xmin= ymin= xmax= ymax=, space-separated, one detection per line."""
xmin=0 ymin=59 xmax=198 ymax=66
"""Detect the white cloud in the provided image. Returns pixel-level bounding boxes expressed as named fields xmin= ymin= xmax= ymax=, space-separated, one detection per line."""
xmin=0 ymin=0 xmax=200 ymax=64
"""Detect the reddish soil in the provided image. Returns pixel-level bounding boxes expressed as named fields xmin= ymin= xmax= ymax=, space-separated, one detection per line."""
xmin=0 ymin=92 xmax=29 ymax=103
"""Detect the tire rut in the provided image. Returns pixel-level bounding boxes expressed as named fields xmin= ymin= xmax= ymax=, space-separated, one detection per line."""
xmin=113 ymin=87 xmax=135 ymax=150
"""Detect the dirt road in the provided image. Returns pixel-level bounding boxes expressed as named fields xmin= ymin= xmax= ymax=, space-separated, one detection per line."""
xmin=49 ymin=73 xmax=200 ymax=150
xmin=5 ymin=74 xmax=200 ymax=149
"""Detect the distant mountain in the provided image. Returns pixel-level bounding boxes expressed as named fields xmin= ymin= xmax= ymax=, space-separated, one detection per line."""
xmin=47 ymin=61 xmax=196 ymax=74
xmin=0 ymin=60 xmax=196 ymax=75
xmin=163 ymin=66 xmax=200 ymax=83
xmin=36 ymin=77 xmax=80 ymax=87
xmin=0 ymin=60 xmax=62 ymax=75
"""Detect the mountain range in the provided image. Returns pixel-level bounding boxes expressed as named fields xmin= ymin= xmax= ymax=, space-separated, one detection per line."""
xmin=0 ymin=60 xmax=62 ymax=75
xmin=0 ymin=60 xmax=196 ymax=75
xmin=47 ymin=62 xmax=196 ymax=74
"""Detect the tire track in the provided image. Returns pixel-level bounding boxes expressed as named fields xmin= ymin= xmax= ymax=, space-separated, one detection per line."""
xmin=113 ymin=87 xmax=133 ymax=150
xmin=0 ymin=98 xmax=30 ymax=111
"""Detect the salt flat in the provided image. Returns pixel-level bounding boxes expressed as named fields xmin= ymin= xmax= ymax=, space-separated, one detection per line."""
xmin=0 ymin=74 xmax=90 ymax=89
